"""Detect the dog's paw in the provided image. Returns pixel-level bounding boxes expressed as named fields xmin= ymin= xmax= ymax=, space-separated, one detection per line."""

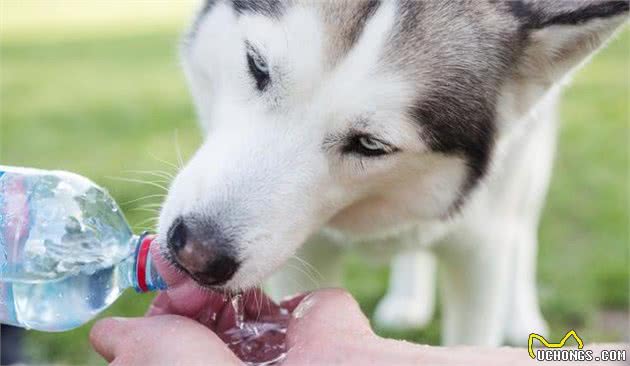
xmin=504 ymin=313 xmax=549 ymax=346
xmin=373 ymin=295 xmax=433 ymax=330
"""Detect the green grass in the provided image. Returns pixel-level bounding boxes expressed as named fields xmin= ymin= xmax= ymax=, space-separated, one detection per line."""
xmin=1 ymin=4 xmax=628 ymax=364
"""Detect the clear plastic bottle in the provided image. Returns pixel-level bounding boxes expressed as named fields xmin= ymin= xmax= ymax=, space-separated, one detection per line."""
xmin=0 ymin=166 xmax=165 ymax=332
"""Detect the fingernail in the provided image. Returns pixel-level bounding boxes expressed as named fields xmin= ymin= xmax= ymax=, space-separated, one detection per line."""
xmin=292 ymin=293 xmax=317 ymax=319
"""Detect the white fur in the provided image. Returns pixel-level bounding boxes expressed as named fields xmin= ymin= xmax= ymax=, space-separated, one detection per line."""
xmin=161 ymin=1 xmax=627 ymax=346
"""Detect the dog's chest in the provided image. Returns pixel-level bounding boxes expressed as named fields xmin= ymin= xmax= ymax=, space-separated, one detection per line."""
xmin=320 ymin=216 xmax=454 ymax=261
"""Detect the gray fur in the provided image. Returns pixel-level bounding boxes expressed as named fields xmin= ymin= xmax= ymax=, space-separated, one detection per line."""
xmin=318 ymin=0 xmax=382 ymax=66
xmin=384 ymin=1 xmax=522 ymax=206
xmin=185 ymin=0 xmax=628 ymax=209
xmin=510 ymin=0 xmax=629 ymax=30
xmin=232 ymin=0 xmax=285 ymax=17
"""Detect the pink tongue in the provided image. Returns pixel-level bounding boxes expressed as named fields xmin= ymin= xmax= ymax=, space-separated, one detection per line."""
xmin=150 ymin=242 xmax=187 ymax=286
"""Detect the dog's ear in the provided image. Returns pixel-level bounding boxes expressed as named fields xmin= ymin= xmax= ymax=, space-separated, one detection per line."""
xmin=511 ymin=0 xmax=628 ymax=83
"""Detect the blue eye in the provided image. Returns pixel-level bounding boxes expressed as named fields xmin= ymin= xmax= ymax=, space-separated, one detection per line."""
xmin=342 ymin=134 xmax=397 ymax=157
xmin=358 ymin=136 xmax=387 ymax=151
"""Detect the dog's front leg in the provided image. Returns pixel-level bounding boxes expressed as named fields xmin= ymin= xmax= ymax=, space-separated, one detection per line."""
xmin=503 ymin=225 xmax=548 ymax=346
xmin=373 ymin=249 xmax=437 ymax=330
xmin=437 ymin=227 xmax=516 ymax=346
xmin=438 ymin=217 xmax=549 ymax=347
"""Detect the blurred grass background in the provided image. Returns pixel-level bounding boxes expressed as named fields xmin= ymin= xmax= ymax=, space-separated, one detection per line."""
xmin=0 ymin=1 xmax=628 ymax=364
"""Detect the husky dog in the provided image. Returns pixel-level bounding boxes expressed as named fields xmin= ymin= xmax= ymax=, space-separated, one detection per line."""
xmin=158 ymin=0 xmax=628 ymax=346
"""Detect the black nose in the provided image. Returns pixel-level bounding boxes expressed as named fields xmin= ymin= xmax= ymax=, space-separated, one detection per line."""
xmin=166 ymin=216 xmax=239 ymax=286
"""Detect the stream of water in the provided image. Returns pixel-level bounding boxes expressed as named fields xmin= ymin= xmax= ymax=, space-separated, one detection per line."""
xmin=221 ymin=294 xmax=289 ymax=365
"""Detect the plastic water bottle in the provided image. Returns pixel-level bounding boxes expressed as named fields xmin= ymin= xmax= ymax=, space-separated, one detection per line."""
xmin=0 ymin=166 xmax=166 ymax=332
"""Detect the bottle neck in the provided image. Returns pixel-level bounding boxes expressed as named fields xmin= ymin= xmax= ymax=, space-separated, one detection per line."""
xmin=130 ymin=233 xmax=167 ymax=293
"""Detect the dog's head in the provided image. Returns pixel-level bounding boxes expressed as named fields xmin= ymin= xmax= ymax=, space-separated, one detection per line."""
xmin=159 ymin=0 xmax=627 ymax=289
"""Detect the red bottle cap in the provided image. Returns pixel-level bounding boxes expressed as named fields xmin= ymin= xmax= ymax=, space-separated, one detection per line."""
xmin=135 ymin=234 xmax=154 ymax=293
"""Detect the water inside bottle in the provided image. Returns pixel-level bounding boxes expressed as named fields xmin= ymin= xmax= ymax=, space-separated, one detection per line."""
xmin=6 ymin=254 xmax=136 ymax=331
xmin=1 ymin=171 xmax=139 ymax=331
xmin=1 ymin=172 xmax=134 ymax=283
xmin=220 ymin=293 xmax=289 ymax=366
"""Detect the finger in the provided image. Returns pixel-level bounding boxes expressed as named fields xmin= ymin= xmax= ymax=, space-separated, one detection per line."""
xmin=89 ymin=317 xmax=131 ymax=362
xmin=286 ymin=288 xmax=373 ymax=348
xmin=147 ymin=289 xmax=230 ymax=333
xmin=157 ymin=282 xmax=227 ymax=318
xmin=91 ymin=315 xmax=241 ymax=365
xmin=279 ymin=292 xmax=310 ymax=312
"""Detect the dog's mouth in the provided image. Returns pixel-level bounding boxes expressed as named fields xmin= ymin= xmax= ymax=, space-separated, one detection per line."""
xmin=189 ymin=271 xmax=232 ymax=289
xmin=161 ymin=249 xmax=237 ymax=290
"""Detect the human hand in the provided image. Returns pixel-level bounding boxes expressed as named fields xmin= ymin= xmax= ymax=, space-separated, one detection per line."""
xmin=90 ymin=246 xmax=292 ymax=365
xmin=90 ymin=287 xmax=381 ymax=365
xmin=91 ymin=284 xmax=617 ymax=366
xmin=91 ymin=247 xmax=592 ymax=365
xmin=89 ymin=245 xmax=382 ymax=365
xmin=89 ymin=314 xmax=240 ymax=366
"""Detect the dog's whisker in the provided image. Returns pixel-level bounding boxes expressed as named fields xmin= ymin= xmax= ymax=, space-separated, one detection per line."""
xmin=250 ymin=262 xmax=263 ymax=320
xmin=123 ymin=169 xmax=175 ymax=181
xmin=283 ymin=275 xmax=307 ymax=295
xmin=254 ymin=286 xmax=262 ymax=321
xmin=121 ymin=194 xmax=167 ymax=206
xmin=125 ymin=177 xmax=171 ymax=185
xmin=173 ymin=129 xmax=185 ymax=169
xmin=134 ymin=215 xmax=159 ymax=223
xmin=256 ymin=263 xmax=274 ymax=318
xmin=133 ymin=224 xmax=156 ymax=229
xmin=292 ymin=255 xmax=324 ymax=281
xmin=136 ymin=203 xmax=164 ymax=209
xmin=132 ymin=224 xmax=158 ymax=231
xmin=148 ymin=152 xmax=181 ymax=172
xmin=290 ymin=256 xmax=322 ymax=288
xmin=130 ymin=207 xmax=161 ymax=214
xmin=106 ymin=176 xmax=169 ymax=192
xmin=133 ymin=217 xmax=159 ymax=229
xmin=287 ymin=263 xmax=319 ymax=289
xmin=133 ymin=226 xmax=157 ymax=232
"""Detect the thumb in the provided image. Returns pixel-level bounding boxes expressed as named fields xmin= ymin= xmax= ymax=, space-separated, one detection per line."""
xmin=90 ymin=315 xmax=239 ymax=365
xmin=286 ymin=288 xmax=374 ymax=348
